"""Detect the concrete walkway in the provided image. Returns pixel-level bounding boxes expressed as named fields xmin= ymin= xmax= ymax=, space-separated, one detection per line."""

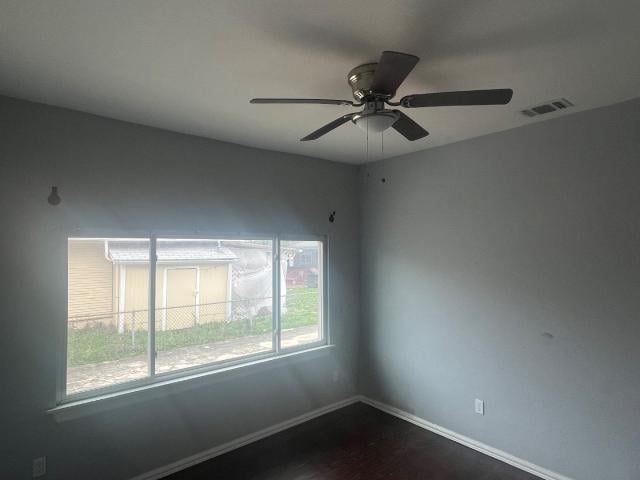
xmin=67 ymin=325 xmax=320 ymax=395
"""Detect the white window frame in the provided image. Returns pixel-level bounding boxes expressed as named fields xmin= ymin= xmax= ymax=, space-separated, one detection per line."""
xmin=277 ymin=237 xmax=328 ymax=355
xmin=58 ymin=233 xmax=328 ymax=405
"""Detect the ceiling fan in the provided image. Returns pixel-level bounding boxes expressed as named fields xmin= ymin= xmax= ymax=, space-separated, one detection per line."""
xmin=250 ymin=51 xmax=513 ymax=142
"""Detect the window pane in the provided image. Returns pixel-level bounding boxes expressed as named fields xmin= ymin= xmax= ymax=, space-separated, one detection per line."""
xmin=280 ymin=240 xmax=323 ymax=349
xmin=67 ymin=238 xmax=149 ymax=395
xmin=154 ymin=239 xmax=274 ymax=374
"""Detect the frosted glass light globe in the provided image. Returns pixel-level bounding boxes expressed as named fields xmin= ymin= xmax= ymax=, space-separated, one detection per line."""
xmin=354 ymin=112 xmax=398 ymax=133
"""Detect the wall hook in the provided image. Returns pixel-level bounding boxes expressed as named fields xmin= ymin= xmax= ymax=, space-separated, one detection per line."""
xmin=48 ymin=186 xmax=61 ymax=206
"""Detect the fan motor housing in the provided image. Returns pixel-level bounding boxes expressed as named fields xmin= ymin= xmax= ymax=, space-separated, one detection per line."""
xmin=347 ymin=63 xmax=378 ymax=101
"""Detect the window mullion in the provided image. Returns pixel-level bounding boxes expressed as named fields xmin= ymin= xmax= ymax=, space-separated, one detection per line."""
xmin=273 ymin=236 xmax=281 ymax=353
xmin=148 ymin=237 xmax=157 ymax=376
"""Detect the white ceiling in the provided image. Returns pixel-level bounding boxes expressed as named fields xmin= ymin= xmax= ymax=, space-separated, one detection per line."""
xmin=1 ymin=1 xmax=639 ymax=164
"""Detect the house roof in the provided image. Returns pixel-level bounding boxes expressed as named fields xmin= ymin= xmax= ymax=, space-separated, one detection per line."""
xmin=107 ymin=240 xmax=238 ymax=263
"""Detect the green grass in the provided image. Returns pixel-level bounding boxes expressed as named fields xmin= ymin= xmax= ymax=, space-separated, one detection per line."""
xmin=282 ymin=287 xmax=320 ymax=329
xmin=68 ymin=287 xmax=320 ymax=367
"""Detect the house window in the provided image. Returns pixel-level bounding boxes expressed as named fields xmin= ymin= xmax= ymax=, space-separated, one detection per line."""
xmin=65 ymin=236 xmax=326 ymax=399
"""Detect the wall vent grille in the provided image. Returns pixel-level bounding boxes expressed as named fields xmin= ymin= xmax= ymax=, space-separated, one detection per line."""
xmin=521 ymin=98 xmax=574 ymax=117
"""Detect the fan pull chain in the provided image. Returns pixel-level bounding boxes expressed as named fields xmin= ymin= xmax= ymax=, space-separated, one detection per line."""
xmin=381 ymin=130 xmax=384 ymax=160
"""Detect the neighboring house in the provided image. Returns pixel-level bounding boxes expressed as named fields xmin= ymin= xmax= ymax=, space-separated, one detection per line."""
xmin=68 ymin=239 xmax=237 ymax=331
xmin=109 ymin=239 xmax=237 ymax=332
xmin=68 ymin=239 xmax=114 ymax=322
xmin=68 ymin=238 xmax=285 ymax=332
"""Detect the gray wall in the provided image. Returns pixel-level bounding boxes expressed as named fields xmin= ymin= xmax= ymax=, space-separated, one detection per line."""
xmin=359 ymin=98 xmax=640 ymax=480
xmin=0 ymin=95 xmax=360 ymax=479
xmin=3 ymin=92 xmax=639 ymax=480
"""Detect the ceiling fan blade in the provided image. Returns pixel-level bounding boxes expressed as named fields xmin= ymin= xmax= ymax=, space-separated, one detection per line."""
xmin=301 ymin=114 xmax=356 ymax=141
xmin=251 ymin=98 xmax=357 ymax=106
xmin=370 ymin=51 xmax=420 ymax=97
xmin=400 ymin=89 xmax=513 ymax=108
xmin=391 ymin=111 xmax=429 ymax=141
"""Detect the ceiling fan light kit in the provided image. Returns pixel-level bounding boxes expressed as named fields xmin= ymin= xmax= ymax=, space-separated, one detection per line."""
xmin=354 ymin=111 xmax=398 ymax=133
xmin=251 ymin=51 xmax=513 ymax=143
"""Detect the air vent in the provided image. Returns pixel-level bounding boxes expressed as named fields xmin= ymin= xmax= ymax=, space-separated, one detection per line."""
xmin=521 ymin=98 xmax=574 ymax=117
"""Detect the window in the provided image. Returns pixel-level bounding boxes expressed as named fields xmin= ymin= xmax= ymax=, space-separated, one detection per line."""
xmin=280 ymin=240 xmax=323 ymax=349
xmin=67 ymin=237 xmax=152 ymax=396
xmin=65 ymin=236 xmax=326 ymax=399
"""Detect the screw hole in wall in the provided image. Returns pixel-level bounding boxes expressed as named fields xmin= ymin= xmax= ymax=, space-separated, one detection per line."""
xmin=329 ymin=211 xmax=336 ymax=223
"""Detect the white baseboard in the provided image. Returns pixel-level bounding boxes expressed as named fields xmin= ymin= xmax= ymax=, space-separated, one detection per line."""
xmin=130 ymin=396 xmax=360 ymax=480
xmin=131 ymin=395 xmax=574 ymax=480
xmin=359 ymin=396 xmax=574 ymax=480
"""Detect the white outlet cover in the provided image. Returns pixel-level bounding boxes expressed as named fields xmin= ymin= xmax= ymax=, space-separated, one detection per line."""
xmin=475 ymin=399 xmax=485 ymax=416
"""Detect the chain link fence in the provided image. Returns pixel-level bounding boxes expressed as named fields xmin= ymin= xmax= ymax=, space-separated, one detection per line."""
xmin=67 ymin=297 xmax=272 ymax=365
xmin=70 ymin=295 xmax=271 ymax=334
xmin=67 ymin=288 xmax=318 ymax=367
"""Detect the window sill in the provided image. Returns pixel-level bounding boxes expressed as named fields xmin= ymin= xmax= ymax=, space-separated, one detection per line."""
xmin=48 ymin=344 xmax=335 ymax=422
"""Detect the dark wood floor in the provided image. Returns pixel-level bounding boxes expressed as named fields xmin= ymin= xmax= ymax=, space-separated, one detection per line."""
xmin=167 ymin=402 xmax=541 ymax=480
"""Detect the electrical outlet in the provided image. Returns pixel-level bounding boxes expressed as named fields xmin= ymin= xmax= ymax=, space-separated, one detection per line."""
xmin=32 ymin=457 xmax=46 ymax=478
xmin=475 ymin=399 xmax=485 ymax=416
